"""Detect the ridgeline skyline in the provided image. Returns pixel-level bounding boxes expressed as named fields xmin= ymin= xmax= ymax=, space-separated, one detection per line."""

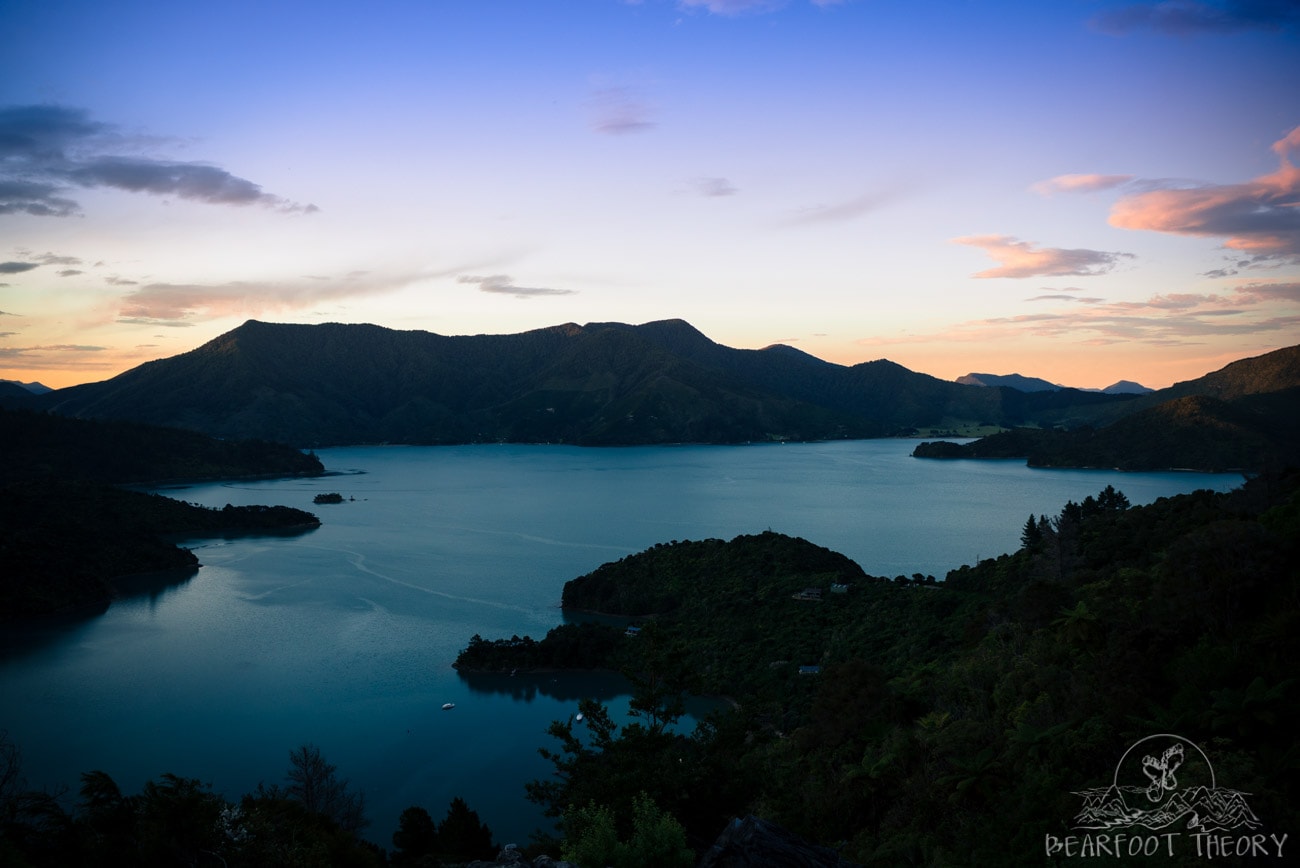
xmin=2 ymin=0 xmax=1298 ymax=390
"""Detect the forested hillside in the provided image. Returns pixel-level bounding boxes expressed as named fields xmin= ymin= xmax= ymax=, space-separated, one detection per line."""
xmin=0 ymin=409 xmax=323 ymax=620
xmin=459 ymin=471 xmax=1300 ymax=865
xmin=34 ymin=319 xmax=1139 ymax=446
xmin=0 ymin=407 xmax=323 ymax=483
xmin=914 ymin=387 xmax=1300 ymax=471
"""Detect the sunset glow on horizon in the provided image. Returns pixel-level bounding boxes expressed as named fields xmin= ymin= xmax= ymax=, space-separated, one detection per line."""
xmin=2 ymin=0 xmax=1298 ymax=392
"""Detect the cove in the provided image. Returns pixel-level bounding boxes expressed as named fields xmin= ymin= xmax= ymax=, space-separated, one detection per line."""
xmin=0 ymin=440 xmax=1242 ymax=846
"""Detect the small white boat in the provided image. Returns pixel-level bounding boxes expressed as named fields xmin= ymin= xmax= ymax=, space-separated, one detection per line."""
xmin=442 ymin=702 xmax=455 ymax=710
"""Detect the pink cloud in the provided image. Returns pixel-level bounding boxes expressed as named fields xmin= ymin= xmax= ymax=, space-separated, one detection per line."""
xmin=1031 ymin=173 xmax=1134 ymax=195
xmin=1109 ymin=125 xmax=1300 ymax=260
xmin=953 ymin=235 xmax=1134 ymax=278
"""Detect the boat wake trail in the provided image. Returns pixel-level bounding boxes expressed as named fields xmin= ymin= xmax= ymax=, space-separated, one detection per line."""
xmin=301 ymin=544 xmax=539 ymax=616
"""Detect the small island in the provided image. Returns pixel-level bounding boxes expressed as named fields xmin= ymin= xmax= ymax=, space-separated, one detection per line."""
xmin=313 ymin=492 xmax=345 ymax=504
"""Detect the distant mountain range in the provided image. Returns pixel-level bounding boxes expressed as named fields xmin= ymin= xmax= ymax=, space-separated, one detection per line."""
xmin=13 ymin=319 xmax=1300 ymax=466
xmin=0 ymin=379 xmax=52 ymax=395
xmin=956 ymin=373 xmax=1152 ymax=394
xmin=915 ymin=344 xmax=1300 ymax=471
xmin=22 ymin=318 xmax=1133 ymax=446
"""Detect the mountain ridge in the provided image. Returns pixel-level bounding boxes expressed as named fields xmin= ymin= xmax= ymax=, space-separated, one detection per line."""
xmin=31 ymin=319 xmax=1298 ymax=452
xmin=956 ymin=372 xmax=1154 ymax=395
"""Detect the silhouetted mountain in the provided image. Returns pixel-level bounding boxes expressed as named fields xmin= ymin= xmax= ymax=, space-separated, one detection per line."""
xmin=1101 ymin=379 xmax=1152 ymax=395
xmin=958 ymin=373 xmax=1155 ymax=395
xmin=35 ymin=319 xmax=1139 ymax=446
xmin=957 ymin=372 xmax=1061 ymax=392
xmin=0 ymin=381 xmax=34 ymax=405
xmin=915 ymin=388 xmax=1300 ymax=471
xmin=917 ymin=344 xmax=1300 ymax=471
xmin=0 ymin=378 xmax=52 ymax=394
xmin=1072 ymin=344 xmax=1300 ymax=427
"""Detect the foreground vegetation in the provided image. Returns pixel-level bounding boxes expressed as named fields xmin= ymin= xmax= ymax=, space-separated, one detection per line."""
xmin=0 ymin=738 xmax=500 ymax=867
xmin=463 ymin=471 xmax=1300 ymax=865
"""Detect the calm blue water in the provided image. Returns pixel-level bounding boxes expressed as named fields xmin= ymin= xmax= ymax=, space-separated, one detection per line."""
xmin=0 ymin=441 xmax=1242 ymax=846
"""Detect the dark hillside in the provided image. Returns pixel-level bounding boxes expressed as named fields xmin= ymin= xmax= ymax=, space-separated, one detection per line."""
xmin=36 ymin=319 xmax=1142 ymax=446
xmin=1061 ymin=343 xmax=1300 ymax=427
xmin=0 ymin=407 xmax=323 ymax=484
xmin=0 ymin=408 xmax=322 ymax=621
xmin=914 ymin=388 xmax=1300 ymax=471
xmin=464 ymin=470 xmax=1300 ymax=865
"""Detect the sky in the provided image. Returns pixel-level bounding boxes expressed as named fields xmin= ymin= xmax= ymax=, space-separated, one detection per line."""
xmin=2 ymin=0 xmax=1299 ymax=391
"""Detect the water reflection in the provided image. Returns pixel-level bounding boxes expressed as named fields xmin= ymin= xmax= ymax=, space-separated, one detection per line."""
xmin=458 ymin=669 xmax=631 ymax=704
xmin=111 ymin=566 xmax=200 ymax=611
xmin=0 ymin=566 xmax=197 ymax=660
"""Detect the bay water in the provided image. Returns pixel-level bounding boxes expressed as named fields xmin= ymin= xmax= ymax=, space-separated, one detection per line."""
xmin=0 ymin=441 xmax=1242 ymax=846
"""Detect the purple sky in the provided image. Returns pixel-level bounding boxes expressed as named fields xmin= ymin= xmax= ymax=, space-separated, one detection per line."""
xmin=2 ymin=0 xmax=1298 ymax=389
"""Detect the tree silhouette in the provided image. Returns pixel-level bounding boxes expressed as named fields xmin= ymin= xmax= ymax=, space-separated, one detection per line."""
xmin=391 ymin=805 xmax=438 ymax=865
xmin=285 ymin=743 xmax=368 ymax=835
xmin=436 ymin=796 xmax=494 ymax=863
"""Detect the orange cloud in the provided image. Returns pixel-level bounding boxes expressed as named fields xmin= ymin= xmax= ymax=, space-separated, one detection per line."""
xmin=1109 ymin=125 xmax=1300 ymax=260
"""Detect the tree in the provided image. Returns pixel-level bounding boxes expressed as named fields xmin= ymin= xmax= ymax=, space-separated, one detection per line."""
xmin=436 ymin=796 xmax=495 ymax=863
xmin=285 ymin=743 xmax=368 ymax=835
xmin=391 ymin=805 xmax=438 ymax=866
xmin=561 ymin=792 xmax=693 ymax=868
xmin=78 ymin=769 xmax=139 ymax=860
xmin=1020 ymin=514 xmax=1043 ymax=550
xmin=135 ymin=773 xmax=228 ymax=866
xmin=624 ymin=621 xmax=690 ymax=735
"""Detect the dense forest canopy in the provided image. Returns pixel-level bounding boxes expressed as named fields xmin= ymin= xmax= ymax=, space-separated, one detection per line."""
xmin=456 ymin=471 xmax=1300 ymax=865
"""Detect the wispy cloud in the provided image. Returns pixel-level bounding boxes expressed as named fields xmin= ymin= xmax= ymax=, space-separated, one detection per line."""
xmin=862 ymin=281 xmax=1300 ymax=348
xmin=953 ymin=235 xmax=1135 ymax=278
xmin=1031 ymin=173 xmax=1135 ymax=195
xmin=115 ymin=270 xmax=418 ymax=324
xmin=1108 ymin=125 xmax=1300 ymax=262
xmin=677 ymin=0 xmax=846 ymax=14
xmin=0 ymin=262 xmax=39 ymax=274
xmin=1091 ymin=0 xmax=1300 ymax=35
xmin=587 ymin=87 xmax=656 ymax=135
xmin=0 ymin=104 xmax=317 ymax=217
xmin=1026 ymin=292 xmax=1105 ymax=304
xmin=0 ymin=343 xmax=108 ymax=358
xmin=457 ymin=274 xmax=577 ymax=299
xmin=688 ymin=176 xmax=738 ymax=197
xmin=781 ymin=185 xmax=910 ymax=226
xmin=678 ymin=0 xmax=786 ymax=14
